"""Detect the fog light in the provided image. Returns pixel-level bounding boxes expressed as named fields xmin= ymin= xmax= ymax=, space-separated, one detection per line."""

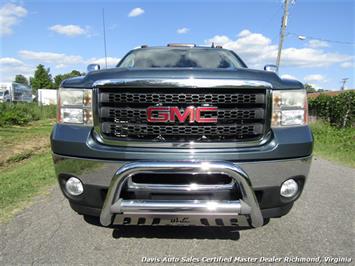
xmin=65 ymin=177 xmax=84 ymax=196
xmin=280 ymin=179 xmax=298 ymax=198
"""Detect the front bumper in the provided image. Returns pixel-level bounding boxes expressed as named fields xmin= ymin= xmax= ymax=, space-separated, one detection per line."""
xmin=53 ymin=153 xmax=312 ymax=226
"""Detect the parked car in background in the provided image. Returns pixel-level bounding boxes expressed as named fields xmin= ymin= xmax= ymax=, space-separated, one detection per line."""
xmin=0 ymin=82 xmax=33 ymax=103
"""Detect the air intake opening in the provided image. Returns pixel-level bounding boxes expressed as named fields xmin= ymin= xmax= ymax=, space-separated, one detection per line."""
xmin=131 ymin=173 xmax=233 ymax=185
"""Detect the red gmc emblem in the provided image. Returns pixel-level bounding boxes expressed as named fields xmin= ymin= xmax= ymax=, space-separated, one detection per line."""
xmin=147 ymin=106 xmax=218 ymax=123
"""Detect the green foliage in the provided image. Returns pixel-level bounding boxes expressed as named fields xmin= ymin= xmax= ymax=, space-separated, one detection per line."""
xmin=308 ymin=91 xmax=355 ymax=128
xmin=14 ymin=74 xmax=29 ymax=86
xmin=53 ymin=70 xmax=82 ymax=89
xmin=0 ymin=103 xmax=56 ymax=127
xmin=31 ymin=64 xmax=53 ymax=92
xmin=14 ymin=65 xmax=83 ymax=91
xmin=304 ymin=83 xmax=316 ymax=93
xmin=311 ymin=121 xmax=355 ymax=167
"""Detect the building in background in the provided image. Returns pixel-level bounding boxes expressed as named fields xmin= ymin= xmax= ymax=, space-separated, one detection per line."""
xmin=37 ymin=89 xmax=57 ymax=105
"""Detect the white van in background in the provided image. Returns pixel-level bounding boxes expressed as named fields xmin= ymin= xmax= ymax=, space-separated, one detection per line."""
xmin=0 ymin=82 xmax=33 ymax=103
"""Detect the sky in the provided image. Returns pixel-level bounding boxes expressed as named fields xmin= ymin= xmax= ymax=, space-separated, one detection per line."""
xmin=0 ymin=0 xmax=354 ymax=90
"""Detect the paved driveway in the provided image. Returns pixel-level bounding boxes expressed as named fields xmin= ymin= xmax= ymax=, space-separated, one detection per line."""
xmin=1 ymin=158 xmax=354 ymax=265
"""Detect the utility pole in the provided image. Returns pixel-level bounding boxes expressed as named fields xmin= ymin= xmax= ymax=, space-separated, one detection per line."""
xmin=276 ymin=0 xmax=290 ymax=72
xmin=341 ymin=78 xmax=349 ymax=91
xmin=102 ymin=8 xmax=108 ymax=69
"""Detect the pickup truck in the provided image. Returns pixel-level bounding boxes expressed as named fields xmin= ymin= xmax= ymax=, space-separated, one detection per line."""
xmin=51 ymin=44 xmax=313 ymax=228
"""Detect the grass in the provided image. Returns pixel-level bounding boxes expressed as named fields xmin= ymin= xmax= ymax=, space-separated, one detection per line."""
xmin=6 ymin=150 xmax=34 ymax=164
xmin=0 ymin=119 xmax=53 ymax=149
xmin=0 ymin=119 xmax=55 ymax=222
xmin=0 ymin=152 xmax=55 ymax=222
xmin=0 ymin=119 xmax=54 ymax=165
xmin=310 ymin=121 xmax=355 ymax=167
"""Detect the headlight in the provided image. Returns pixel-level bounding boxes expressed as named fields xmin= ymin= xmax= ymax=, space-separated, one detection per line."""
xmin=272 ymin=89 xmax=308 ymax=127
xmin=57 ymin=88 xmax=93 ymax=126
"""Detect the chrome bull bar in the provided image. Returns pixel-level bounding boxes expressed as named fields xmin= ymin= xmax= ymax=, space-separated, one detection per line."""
xmin=100 ymin=161 xmax=264 ymax=227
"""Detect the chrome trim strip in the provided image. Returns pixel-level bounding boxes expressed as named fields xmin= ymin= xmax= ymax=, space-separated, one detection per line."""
xmin=100 ymin=161 xmax=264 ymax=228
xmin=91 ymin=130 xmax=272 ymax=149
xmin=112 ymin=199 xmax=249 ymax=215
xmin=93 ymin=78 xmax=273 ymax=89
xmin=126 ymin=178 xmax=235 ymax=192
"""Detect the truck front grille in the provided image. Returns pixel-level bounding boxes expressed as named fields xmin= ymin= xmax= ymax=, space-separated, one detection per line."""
xmin=97 ymin=88 xmax=267 ymax=142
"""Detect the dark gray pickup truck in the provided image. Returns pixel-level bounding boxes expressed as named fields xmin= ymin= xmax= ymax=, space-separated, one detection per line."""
xmin=51 ymin=44 xmax=313 ymax=228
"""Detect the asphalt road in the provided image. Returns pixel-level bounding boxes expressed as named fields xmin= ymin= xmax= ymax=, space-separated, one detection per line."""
xmin=1 ymin=157 xmax=354 ymax=265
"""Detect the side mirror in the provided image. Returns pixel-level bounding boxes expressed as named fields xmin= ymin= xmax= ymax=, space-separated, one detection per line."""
xmin=264 ymin=64 xmax=278 ymax=73
xmin=87 ymin=64 xmax=100 ymax=73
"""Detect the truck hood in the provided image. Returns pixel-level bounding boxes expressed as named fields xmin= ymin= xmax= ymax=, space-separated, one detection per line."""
xmin=62 ymin=67 xmax=303 ymax=90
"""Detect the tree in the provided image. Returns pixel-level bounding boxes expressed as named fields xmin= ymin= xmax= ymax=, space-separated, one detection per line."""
xmin=31 ymin=64 xmax=53 ymax=91
xmin=304 ymin=83 xmax=316 ymax=93
xmin=70 ymin=70 xmax=81 ymax=76
xmin=14 ymin=74 xmax=29 ymax=86
xmin=53 ymin=70 xmax=83 ymax=89
xmin=53 ymin=75 xmax=64 ymax=89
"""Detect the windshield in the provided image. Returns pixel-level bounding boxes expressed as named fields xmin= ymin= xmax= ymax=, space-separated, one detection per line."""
xmin=118 ymin=48 xmax=245 ymax=69
xmin=0 ymin=92 xmax=3 ymax=96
